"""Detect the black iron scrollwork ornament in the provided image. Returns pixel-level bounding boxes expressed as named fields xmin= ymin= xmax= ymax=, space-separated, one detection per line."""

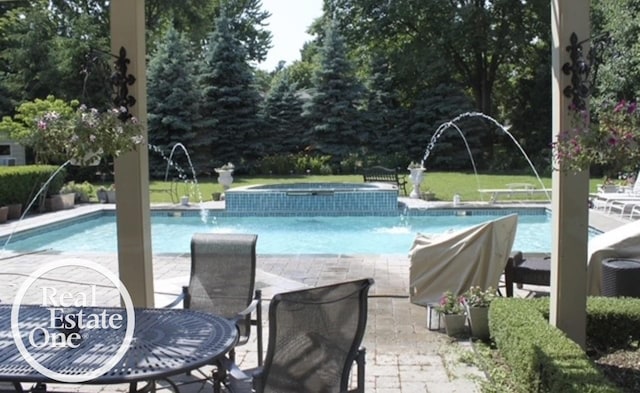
xmin=562 ymin=33 xmax=591 ymax=110
xmin=111 ymin=47 xmax=137 ymax=121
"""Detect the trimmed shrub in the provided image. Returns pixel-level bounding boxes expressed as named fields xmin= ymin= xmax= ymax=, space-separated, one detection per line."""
xmin=490 ymin=297 xmax=621 ymax=393
xmin=0 ymin=165 xmax=67 ymax=207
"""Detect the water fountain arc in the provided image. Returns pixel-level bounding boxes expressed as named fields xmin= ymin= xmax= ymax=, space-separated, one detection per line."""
xmin=421 ymin=112 xmax=550 ymax=202
xmin=149 ymin=143 xmax=208 ymax=222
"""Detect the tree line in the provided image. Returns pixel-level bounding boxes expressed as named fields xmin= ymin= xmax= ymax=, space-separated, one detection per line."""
xmin=1 ymin=0 xmax=638 ymax=177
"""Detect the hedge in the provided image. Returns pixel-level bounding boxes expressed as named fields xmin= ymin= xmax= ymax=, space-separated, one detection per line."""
xmin=0 ymin=165 xmax=67 ymax=208
xmin=489 ymin=297 xmax=622 ymax=393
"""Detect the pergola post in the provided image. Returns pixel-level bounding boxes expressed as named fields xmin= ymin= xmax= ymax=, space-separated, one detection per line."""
xmin=550 ymin=0 xmax=590 ymax=348
xmin=110 ymin=0 xmax=154 ymax=307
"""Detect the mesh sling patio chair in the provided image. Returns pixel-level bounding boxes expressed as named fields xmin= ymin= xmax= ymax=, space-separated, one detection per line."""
xmin=222 ymin=278 xmax=374 ymax=393
xmin=166 ymin=233 xmax=263 ymax=368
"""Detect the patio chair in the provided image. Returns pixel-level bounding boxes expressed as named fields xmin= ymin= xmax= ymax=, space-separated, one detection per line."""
xmin=503 ymin=251 xmax=550 ymax=297
xmin=221 ymin=278 xmax=374 ymax=393
xmin=166 ymin=233 xmax=263 ymax=367
xmin=505 ymin=219 xmax=640 ymax=296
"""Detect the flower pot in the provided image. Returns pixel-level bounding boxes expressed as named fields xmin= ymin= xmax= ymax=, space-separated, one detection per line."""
xmin=46 ymin=193 xmax=74 ymax=211
xmin=45 ymin=197 xmax=62 ymax=212
xmin=106 ymin=190 xmax=116 ymax=203
xmin=442 ymin=313 xmax=467 ymax=337
xmin=0 ymin=206 xmax=8 ymax=224
xmin=465 ymin=305 xmax=490 ymax=341
xmin=59 ymin=193 xmax=75 ymax=209
xmin=96 ymin=189 xmax=108 ymax=204
xmin=7 ymin=203 xmax=22 ymax=220
xmin=211 ymin=192 xmax=222 ymax=201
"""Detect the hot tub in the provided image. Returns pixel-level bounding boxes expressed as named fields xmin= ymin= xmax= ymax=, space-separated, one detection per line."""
xmin=224 ymin=183 xmax=399 ymax=215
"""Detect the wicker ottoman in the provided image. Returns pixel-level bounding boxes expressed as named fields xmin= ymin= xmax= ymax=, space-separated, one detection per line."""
xmin=601 ymin=259 xmax=640 ymax=298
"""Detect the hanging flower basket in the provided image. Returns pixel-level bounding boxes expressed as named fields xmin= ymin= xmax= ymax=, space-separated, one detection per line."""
xmin=554 ymin=99 xmax=640 ymax=174
xmin=35 ymin=104 xmax=144 ymax=166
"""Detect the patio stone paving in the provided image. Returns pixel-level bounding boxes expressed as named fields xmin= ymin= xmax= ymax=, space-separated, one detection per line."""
xmin=0 ymin=251 xmax=485 ymax=393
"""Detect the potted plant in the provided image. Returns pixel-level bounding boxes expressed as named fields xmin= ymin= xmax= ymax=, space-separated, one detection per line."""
xmin=435 ymin=291 xmax=466 ymax=337
xmin=96 ymin=185 xmax=116 ymax=204
xmin=61 ymin=181 xmax=95 ymax=203
xmin=461 ymin=286 xmax=495 ymax=341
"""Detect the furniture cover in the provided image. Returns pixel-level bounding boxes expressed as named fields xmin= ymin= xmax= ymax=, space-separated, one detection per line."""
xmin=409 ymin=214 xmax=518 ymax=306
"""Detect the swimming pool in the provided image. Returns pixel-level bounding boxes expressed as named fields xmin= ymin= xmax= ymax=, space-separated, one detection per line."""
xmin=1 ymin=210 xmax=559 ymax=254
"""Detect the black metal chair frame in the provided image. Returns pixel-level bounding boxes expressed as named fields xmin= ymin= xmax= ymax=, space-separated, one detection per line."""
xmin=503 ymin=251 xmax=551 ymax=297
xmin=222 ymin=278 xmax=374 ymax=393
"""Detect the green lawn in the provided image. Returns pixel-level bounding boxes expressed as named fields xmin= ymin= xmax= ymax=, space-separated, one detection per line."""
xmin=144 ymin=172 xmax=605 ymax=204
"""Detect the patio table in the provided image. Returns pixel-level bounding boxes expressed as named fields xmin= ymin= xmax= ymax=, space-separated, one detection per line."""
xmin=0 ymin=304 xmax=237 ymax=393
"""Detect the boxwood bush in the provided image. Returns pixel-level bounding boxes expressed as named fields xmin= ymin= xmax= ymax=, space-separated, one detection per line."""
xmin=489 ymin=297 xmax=622 ymax=393
xmin=0 ymin=165 xmax=67 ymax=207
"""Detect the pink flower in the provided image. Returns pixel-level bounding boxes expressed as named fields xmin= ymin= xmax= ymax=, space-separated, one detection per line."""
xmin=614 ymin=100 xmax=627 ymax=112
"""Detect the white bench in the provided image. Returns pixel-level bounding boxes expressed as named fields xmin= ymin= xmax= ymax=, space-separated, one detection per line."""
xmin=478 ymin=183 xmax=551 ymax=204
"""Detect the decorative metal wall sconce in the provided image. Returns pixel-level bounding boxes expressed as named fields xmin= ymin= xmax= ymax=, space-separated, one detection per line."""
xmin=81 ymin=46 xmax=136 ymax=121
xmin=562 ymin=32 xmax=608 ymax=110
xmin=562 ymin=33 xmax=591 ymax=110
xmin=111 ymin=47 xmax=136 ymax=121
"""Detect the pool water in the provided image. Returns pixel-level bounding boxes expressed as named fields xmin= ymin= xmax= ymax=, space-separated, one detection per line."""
xmin=3 ymin=213 xmax=555 ymax=254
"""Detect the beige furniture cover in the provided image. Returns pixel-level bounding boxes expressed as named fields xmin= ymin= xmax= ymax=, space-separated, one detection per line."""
xmin=409 ymin=214 xmax=518 ymax=306
xmin=587 ymin=219 xmax=640 ymax=295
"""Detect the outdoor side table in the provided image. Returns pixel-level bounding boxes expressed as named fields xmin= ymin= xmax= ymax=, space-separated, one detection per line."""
xmin=601 ymin=258 xmax=640 ymax=298
xmin=0 ymin=305 xmax=238 ymax=392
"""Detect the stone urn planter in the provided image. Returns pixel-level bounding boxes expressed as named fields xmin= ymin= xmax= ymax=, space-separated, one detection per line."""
xmin=408 ymin=165 xmax=425 ymax=199
xmin=215 ymin=163 xmax=235 ymax=194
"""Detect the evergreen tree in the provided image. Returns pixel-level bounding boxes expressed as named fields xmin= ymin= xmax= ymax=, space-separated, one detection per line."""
xmin=147 ymin=28 xmax=201 ymax=178
xmin=302 ymin=20 xmax=363 ymax=168
xmin=197 ymin=10 xmax=262 ymax=173
xmin=261 ymin=71 xmax=304 ymax=154
xmin=406 ymin=84 xmax=485 ymax=171
xmin=363 ymin=54 xmax=404 ymax=157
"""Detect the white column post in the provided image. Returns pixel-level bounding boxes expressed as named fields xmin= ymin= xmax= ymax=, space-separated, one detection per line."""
xmin=110 ymin=0 xmax=154 ymax=307
xmin=550 ymin=0 xmax=590 ymax=348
